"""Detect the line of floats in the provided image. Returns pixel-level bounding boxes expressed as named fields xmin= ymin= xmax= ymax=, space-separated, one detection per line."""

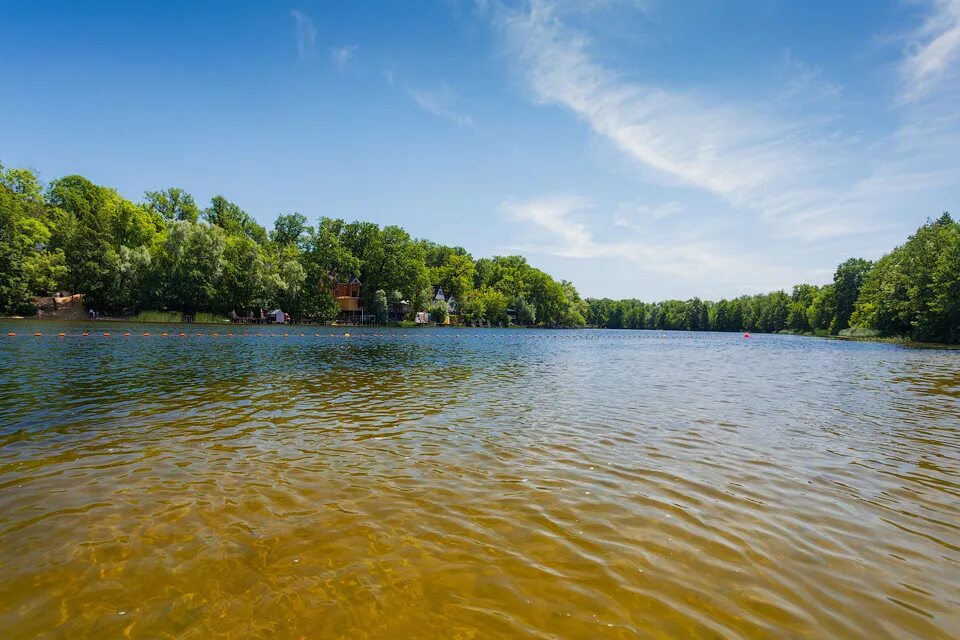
xmin=5 ymin=331 xmax=357 ymax=338
xmin=6 ymin=330 xmax=755 ymax=339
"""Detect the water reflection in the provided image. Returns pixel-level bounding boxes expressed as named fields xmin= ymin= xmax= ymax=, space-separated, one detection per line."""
xmin=0 ymin=323 xmax=958 ymax=638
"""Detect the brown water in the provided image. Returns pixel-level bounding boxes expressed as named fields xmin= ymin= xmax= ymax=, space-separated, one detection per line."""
xmin=1 ymin=322 xmax=958 ymax=639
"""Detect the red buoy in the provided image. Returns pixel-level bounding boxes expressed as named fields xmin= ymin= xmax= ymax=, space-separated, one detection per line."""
xmin=743 ymin=333 xmax=751 ymax=339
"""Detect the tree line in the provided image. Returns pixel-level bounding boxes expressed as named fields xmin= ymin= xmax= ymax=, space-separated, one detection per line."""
xmin=0 ymin=163 xmax=587 ymax=326
xmin=585 ymin=213 xmax=959 ymax=343
xmin=2 ymin=162 xmax=955 ymax=341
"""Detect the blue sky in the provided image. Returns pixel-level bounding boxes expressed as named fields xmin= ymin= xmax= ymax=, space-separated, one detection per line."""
xmin=2 ymin=0 xmax=958 ymax=299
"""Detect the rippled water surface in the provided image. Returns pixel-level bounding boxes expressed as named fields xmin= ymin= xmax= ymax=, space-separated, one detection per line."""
xmin=1 ymin=322 xmax=958 ymax=639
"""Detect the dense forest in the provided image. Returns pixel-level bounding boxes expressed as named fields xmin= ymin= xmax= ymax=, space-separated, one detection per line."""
xmin=1 ymin=162 xmax=956 ymax=342
xmin=0 ymin=163 xmax=587 ymax=327
xmin=584 ymin=213 xmax=959 ymax=344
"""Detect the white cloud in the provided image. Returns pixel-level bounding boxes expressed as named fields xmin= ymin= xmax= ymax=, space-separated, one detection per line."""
xmin=502 ymin=195 xmax=606 ymax=258
xmin=290 ymin=9 xmax=317 ymax=58
xmin=492 ymin=0 xmax=959 ymax=244
xmin=492 ymin=1 xmax=865 ymax=238
xmin=481 ymin=1 xmax=959 ymax=297
xmin=613 ymin=201 xmax=684 ymax=231
xmin=901 ymin=0 xmax=960 ymax=101
xmin=331 ymin=45 xmax=357 ymax=71
xmin=778 ymin=49 xmax=844 ymax=104
xmin=501 ymin=195 xmax=801 ymax=289
xmin=404 ymin=85 xmax=475 ymax=127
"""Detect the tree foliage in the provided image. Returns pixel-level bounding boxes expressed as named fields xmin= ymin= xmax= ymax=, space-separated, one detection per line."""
xmin=585 ymin=216 xmax=958 ymax=344
xmin=2 ymin=161 xmax=953 ymax=339
xmin=0 ymin=161 xmax=587 ymax=324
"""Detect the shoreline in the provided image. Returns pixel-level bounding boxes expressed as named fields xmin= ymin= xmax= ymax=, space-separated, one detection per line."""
xmin=4 ymin=315 xmax=957 ymax=348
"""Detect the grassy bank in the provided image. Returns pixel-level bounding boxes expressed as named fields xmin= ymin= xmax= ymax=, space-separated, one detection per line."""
xmin=131 ymin=311 xmax=228 ymax=324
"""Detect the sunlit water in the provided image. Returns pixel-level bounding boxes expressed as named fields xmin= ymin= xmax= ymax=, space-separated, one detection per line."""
xmin=0 ymin=322 xmax=958 ymax=639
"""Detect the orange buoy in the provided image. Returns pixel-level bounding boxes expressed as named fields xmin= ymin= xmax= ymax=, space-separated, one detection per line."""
xmin=103 ymin=333 xmax=110 ymax=337
xmin=161 ymin=332 xmax=168 ymax=337
xmin=58 ymin=333 xmax=65 ymax=337
xmin=196 ymin=333 xmax=203 ymax=336
xmin=211 ymin=332 xmax=219 ymax=337
xmin=143 ymin=332 xmax=150 ymax=336
xmin=34 ymin=332 xmax=42 ymax=336
xmin=6 ymin=332 xmax=15 ymax=337
xmin=178 ymin=332 xmax=186 ymax=337
xmin=82 ymin=332 xmax=89 ymax=337
xmin=124 ymin=332 xmax=131 ymax=337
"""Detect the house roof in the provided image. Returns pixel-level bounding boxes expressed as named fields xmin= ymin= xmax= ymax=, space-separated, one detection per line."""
xmin=329 ymin=271 xmax=362 ymax=286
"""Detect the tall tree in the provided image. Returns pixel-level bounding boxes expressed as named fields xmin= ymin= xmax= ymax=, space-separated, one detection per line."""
xmin=144 ymin=188 xmax=201 ymax=222
xmin=832 ymin=257 xmax=873 ymax=332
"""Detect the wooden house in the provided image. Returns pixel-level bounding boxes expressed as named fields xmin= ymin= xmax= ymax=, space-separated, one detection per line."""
xmin=334 ymin=277 xmax=369 ymax=323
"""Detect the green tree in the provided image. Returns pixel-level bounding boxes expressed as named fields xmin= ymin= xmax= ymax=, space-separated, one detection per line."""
xmin=832 ymin=257 xmax=873 ymax=332
xmin=371 ymin=289 xmax=389 ymax=324
xmin=513 ymin=296 xmax=536 ymax=326
xmin=218 ymin=234 xmax=265 ymax=311
xmin=205 ymin=195 xmax=268 ymax=244
xmin=807 ymin=285 xmax=836 ymax=333
xmin=271 ymin=213 xmax=308 ymax=247
xmin=161 ymin=221 xmax=226 ymax=311
xmin=430 ymin=300 xmax=449 ymax=324
xmin=144 ymin=188 xmax=201 ymax=222
xmin=787 ymin=284 xmax=819 ymax=333
xmin=852 ymin=213 xmax=958 ymax=342
xmin=478 ymin=287 xmax=508 ymax=325
xmin=47 ymin=175 xmax=122 ymax=308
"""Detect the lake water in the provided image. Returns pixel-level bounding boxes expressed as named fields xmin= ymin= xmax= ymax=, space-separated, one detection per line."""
xmin=0 ymin=322 xmax=958 ymax=639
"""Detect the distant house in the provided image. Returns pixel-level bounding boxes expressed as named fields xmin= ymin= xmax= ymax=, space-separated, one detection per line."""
xmin=333 ymin=277 xmax=370 ymax=323
xmin=389 ymin=299 xmax=410 ymax=322
xmin=432 ymin=286 xmax=456 ymax=325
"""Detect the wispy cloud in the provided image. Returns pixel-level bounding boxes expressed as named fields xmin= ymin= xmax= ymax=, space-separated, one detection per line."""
xmin=502 ymin=195 xmax=801 ymax=288
xmin=492 ymin=0 xmax=959 ymax=243
xmin=290 ymin=9 xmax=317 ymax=58
xmin=404 ymin=85 xmax=475 ymax=127
xmin=613 ymin=201 xmax=684 ymax=231
xmin=331 ymin=45 xmax=357 ymax=71
xmin=900 ymin=0 xmax=960 ymax=101
xmin=778 ymin=49 xmax=844 ymax=104
xmin=483 ymin=0 xmax=960 ymax=297
xmin=493 ymin=2 xmax=841 ymax=219
xmin=502 ymin=195 xmax=603 ymax=258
